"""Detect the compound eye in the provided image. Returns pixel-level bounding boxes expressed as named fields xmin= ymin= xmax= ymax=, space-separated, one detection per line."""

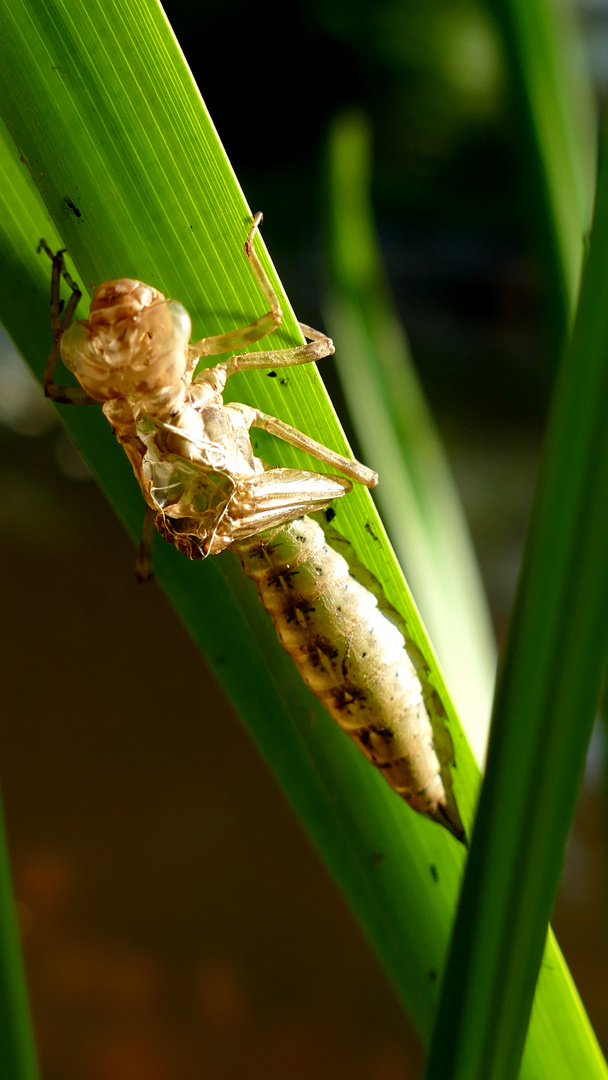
xmin=134 ymin=299 xmax=192 ymax=358
xmin=165 ymin=300 xmax=192 ymax=347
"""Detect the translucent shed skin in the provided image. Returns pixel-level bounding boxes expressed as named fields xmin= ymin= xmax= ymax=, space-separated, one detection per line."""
xmin=40 ymin=216 xmax=465 ymax=843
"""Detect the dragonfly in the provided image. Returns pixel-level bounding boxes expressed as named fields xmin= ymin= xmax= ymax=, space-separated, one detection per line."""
xmin=40 ymin=215 xmax=465 ymax=843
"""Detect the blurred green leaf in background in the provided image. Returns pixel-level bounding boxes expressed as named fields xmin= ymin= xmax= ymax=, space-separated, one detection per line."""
xmin=324 ymin=109 xmax=497 ymax=767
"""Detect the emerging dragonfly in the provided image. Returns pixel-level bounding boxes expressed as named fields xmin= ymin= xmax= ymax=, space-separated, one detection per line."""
xmin=40 ymin=216 xmax=465 ymax=842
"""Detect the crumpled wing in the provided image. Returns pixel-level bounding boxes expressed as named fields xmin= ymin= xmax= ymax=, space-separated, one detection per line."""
xmin=220 ymin=468 xmax=352 ymax=545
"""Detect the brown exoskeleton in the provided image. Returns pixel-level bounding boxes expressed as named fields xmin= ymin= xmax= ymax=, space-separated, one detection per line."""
xmin=41 ymin=214 xmax=376 ymax=577
xmin=40 ymin=217 xmax=464 ymax=841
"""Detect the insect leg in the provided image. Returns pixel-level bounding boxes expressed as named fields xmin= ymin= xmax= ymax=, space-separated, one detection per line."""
xmin=218 ymin=324 xmax=335 ymax=378
xmin=189 ymin=212 xmax=283 ymax=360
xmin=38 ymin=240 xmax=95 ymax=405
xmin=248 ymin=409 xmax=378 ymax=489
xmin=135 ymin=506 xmax=158 ymax=582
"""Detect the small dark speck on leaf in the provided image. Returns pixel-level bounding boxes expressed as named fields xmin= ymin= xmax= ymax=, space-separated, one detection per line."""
xmin=428 ymin=969 xmax=438 ymax=983
xmin=324 ymin=507 xmax=336 ymax=523
xmin=267 ymin=370 xmax=277 ymax=378
xmin=429 ymin=864 xmax=439 ymax=883
xmin=63 ymin=196 xmax=81 ymax=218
xmin=371 ymin=851 xmax=384 ymax=866
xmin=364 ymin=521 xmax=379 ymax=542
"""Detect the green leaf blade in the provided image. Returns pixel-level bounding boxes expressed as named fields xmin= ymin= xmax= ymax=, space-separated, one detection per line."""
xmin=488 ymin=0 xmax=596 ymax=341
xmin=425 ymin=88 xmax=608 ymax=1080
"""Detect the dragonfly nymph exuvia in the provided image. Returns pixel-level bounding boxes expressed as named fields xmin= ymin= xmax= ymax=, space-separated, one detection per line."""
xmin=39 ymin=215 xmax=465 ymax=842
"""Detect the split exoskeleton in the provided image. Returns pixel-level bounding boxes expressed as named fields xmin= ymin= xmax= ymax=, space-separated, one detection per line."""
xmin=40 ymin=216 xmax=465 ymax=842
xmin=41 ymin=214 xmax=376 ymax=578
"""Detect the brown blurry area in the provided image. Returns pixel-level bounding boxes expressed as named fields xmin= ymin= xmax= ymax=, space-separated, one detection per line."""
xmin=0 ymin=411 xmax=424 ymax=1079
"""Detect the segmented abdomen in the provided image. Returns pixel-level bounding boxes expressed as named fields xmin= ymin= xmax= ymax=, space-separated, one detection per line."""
xmin=235 ymin=516 xmax=464 ymax=841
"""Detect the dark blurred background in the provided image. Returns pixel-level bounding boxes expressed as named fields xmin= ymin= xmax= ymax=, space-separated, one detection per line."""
xmin=1 ymin=1 xmax=607 ymax=1077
